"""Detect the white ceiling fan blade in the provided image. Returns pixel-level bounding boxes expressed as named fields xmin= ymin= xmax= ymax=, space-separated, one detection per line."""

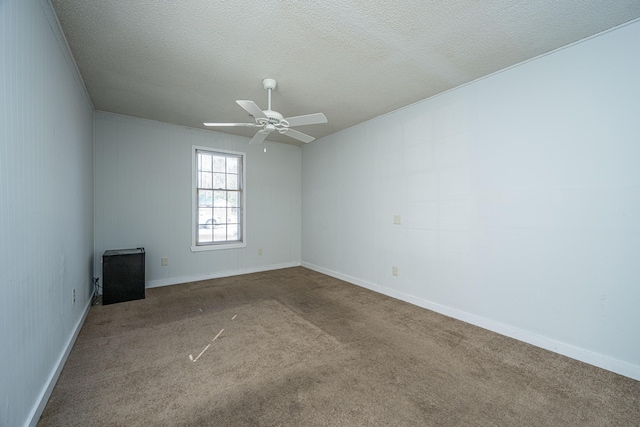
xmin=236 ymin=100 xmax=267 ymax=119
xmin=203 ymin=122 xmax=257 ymax=127
xmin=284 ymin=113 xmax=327 ymax=127
xmin=283 ymin=128 xmax=315 ymax=143
xmin=249 ymin=130 xmax=269 ymax=145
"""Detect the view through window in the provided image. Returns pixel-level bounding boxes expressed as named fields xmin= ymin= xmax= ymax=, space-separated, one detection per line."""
xmin=195 ymin=148 xmax=243 ymax=246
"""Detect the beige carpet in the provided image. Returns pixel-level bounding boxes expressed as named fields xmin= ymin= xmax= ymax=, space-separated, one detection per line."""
xmin=39 ymin=267 xmax=640 ymax=426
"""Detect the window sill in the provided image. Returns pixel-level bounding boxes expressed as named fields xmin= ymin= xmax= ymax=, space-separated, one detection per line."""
xmin=191 ymin=242 xmax=247 ymax=252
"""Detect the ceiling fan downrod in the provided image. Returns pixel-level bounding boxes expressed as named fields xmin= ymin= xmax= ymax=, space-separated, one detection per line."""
xmin=263 ymin=78 xmax=277 ymax=111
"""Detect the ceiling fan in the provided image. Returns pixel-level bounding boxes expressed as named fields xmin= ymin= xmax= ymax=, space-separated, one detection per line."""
xmin=204 ymin=78 xmax=327 ymax=145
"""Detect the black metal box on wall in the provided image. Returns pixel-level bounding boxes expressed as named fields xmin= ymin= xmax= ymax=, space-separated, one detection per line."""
xmin=102 ymin=248 xmax=145 ymax=305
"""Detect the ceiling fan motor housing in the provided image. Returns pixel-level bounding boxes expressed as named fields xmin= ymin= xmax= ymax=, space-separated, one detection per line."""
xmin=258 ymin=110 xmax=285 ymax=125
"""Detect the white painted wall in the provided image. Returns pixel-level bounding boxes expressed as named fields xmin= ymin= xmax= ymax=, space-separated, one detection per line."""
xmin=94 ymin=112 xmax=301 ymax=288
xmin=302 ymin=21 xmax=640 ymax=380
xmin=0 ymin=1 xmax=94 ymax=426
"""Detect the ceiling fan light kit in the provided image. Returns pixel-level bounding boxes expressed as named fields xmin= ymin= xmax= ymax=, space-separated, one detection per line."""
xmin=204 ymin=78 xmax=327 ymax=145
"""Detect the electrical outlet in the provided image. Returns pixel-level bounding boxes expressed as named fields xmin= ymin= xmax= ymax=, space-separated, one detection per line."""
xmin=161 ymin=257 xmax=168 ymax=266
xmin=393 ymin=215 xmax=401 ymax=225
xmin=72 ymin=289 xmax=76 ymax=304
xmin=258 ymin=248 xmax=263 ymax=256
xmin=392 ymin=266 xmax=398 ymax=276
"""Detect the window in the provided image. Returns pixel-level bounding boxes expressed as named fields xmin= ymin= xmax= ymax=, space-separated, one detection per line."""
xmin=192 ymin=147 xmax=246 ymax=251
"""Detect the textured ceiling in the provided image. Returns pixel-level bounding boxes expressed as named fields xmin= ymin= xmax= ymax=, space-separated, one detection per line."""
xmin=51 ymin=0 xmax=640 ymax=146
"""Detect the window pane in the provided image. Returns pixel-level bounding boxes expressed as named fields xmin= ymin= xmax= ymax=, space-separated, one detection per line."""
xmin=199 ymin=172 xmax=213 ymax=189
xmin=213 ymin=224 xmax=227 ymax=242
xmin=227 ymin=174 xmax=238 ymax=190
xmin=228 ymin=207 xmax=239 ymax=223
xmin=200 ymin=153 xmax=212 ymax=172
xmin=198 ymin=206 xmax=213 ymax=227
xmin=198 ymin=190 xmax=213 ymax=207
xmin=227 ymin=192 xmax=238 ymax=207
xmin=213 ymin=173 xmax=226 ymax=189
xmin=198 ymin=227 xmax=213 ymax=243
xmin=227 ymin=224 xmax=239 ymax=241
xmin=213 ymin=156 xmax=226 ymax=172
xmin=213 ymin=207 xmax=227 ymax=224
xmin=226 ymin=157 xmax=238 ymax=174
xmin=213 ymin=192 xmax=226 ymax=206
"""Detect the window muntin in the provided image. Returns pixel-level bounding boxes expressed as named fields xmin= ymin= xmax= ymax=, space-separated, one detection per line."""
xmin=194 ymin=148 xmax=244 ymax=248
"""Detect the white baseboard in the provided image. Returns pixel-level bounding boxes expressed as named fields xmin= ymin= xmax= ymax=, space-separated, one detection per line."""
xmin=146 ymin=261 xmax=301 ymax=289
xmin=27 ymin=298 xmax=91 ymax=427
xmin=301 ymin=262 xmax=640 ymax=382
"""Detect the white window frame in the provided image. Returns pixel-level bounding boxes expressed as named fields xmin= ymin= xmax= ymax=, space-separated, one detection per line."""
xmin=191 ymin=146 xmax=247 ymax=252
